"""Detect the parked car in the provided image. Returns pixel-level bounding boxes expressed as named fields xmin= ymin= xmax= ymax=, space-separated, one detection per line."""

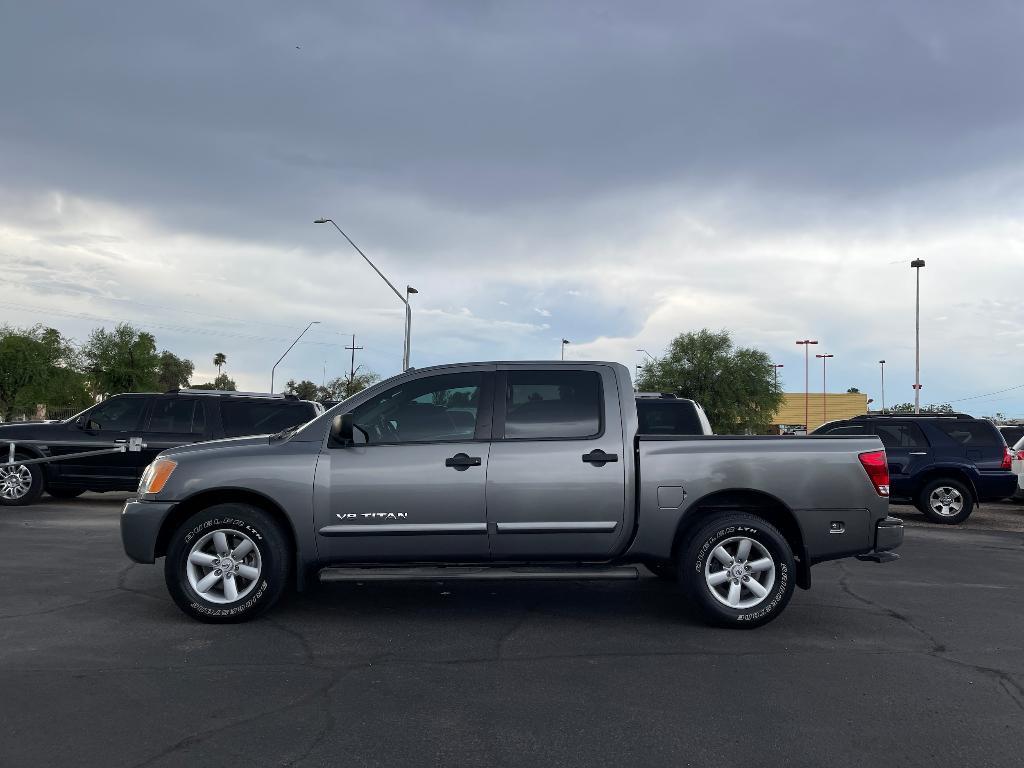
xmin=813 ymin=412 xmax=1017 ymax=523
xmin=635 ymin=393 xmax=714 ymax=435
xmin=0 ymin=390 xmax=321 ymax=506
xmin=121 ymin=361 xmax=901 ymax=627
xmin=1011 ymin=436 xmax=1024 ymax=502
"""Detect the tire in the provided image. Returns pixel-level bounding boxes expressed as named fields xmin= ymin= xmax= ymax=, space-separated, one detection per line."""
xmin=47 ymin=487 xmax=85 ymax=499
xmin=917 ymin=478 xmax=973 ymax=524
xmin=0 ymin=454 xmax=45 ymax=506
xmin=164 ymin=503 xmax=290 ymax=623
xmin=679 ymin=513 xmax=795 ymax=629
xmin=646 ymin=562 xmax=679 ymax=581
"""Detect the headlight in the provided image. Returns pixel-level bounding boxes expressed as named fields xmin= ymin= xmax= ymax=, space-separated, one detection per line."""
xmin=139 ymin=459 xmax=177 ymax=495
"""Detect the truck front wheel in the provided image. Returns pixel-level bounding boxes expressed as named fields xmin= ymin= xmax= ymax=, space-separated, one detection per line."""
xmin=164 ymin=503 xmax=290 ymax=623
xmin=680 ymin=513 xmax=795 ymax=629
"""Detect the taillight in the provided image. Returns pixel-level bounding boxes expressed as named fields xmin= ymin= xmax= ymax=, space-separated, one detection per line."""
xmin=1016 ymin=450 xmax=1024 ymax=462
xmin=859 ymin=450 xmax=890 ymax=497
xmin=1001 ymin=447 xmax=1013 ymax=471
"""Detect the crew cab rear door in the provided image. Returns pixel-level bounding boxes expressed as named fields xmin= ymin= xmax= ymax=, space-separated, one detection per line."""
xmin=486 ymin=365 xmax=626 ymax=560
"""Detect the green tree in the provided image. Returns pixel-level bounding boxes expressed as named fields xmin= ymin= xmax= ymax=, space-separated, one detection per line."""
xmin=321 ymin=371 xmax=380 ymax=401
xmin=192 ymin=373 xmax=237 ymax=391
xmin=0 ymin=325 xmax=91 ymax=419
xmin=213 ymin=352 xmax=226 ymax=375
xmin=82 ymin=323 xmax=160 ymax=396
xmin=157 ymin=351 xmax=195 ymax=391
xmin=285 ymin=379 xmax=321 ymax=401
xmin=635 ymin=329 xmax=783 ymax=434
xmin=889 ymin=402 xmax=953 ymax=414
xmin=846 ymin=387 xmax=861 ymax=393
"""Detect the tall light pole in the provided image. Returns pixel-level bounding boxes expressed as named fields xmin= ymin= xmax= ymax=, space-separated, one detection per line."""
xmin=314 ymin=218 xmax=416 ymax=371
xmin=815 ymin=353 xmax=834 ymax=422
xmin=771 ymin=363 xmax=784 ymax=388
xmin=796 ymin=340 xmax=819 ymax=431
xmin=561 ymin=339 xmax=570 ymax=360
xmin=911 ymin=259 xmax=926 ymax=413
xmin=878 ymin=359 xmax=886 ymax=413
xmin=636 ymin=348 xmax=656 ymax=363
xmin=271 ymin=321 xmax=319 ymax=392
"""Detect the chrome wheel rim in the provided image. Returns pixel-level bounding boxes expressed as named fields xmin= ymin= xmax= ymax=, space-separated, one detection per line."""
xmin=929 ymin=486 xmax=964 ymax=517
xmin=704 ymin=536 xmax=776 ymax=609
xmin=186 ymin=529 xmax=262 ymax=604
xmin=0 ymin=465 xmax=32 ymax=500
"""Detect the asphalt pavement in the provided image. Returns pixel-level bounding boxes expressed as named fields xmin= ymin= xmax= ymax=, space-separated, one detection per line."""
xmin=1 ymin=494 xmax=1023 ymax=767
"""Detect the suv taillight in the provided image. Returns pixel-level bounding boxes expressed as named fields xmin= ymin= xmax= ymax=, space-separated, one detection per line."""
xmin=859 ymin=450 xmax=890 ymax=497
xmin=1001 ymin=447 xmax=1013 ymax=471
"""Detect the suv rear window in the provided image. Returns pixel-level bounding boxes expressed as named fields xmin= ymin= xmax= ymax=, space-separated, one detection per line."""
xmin=934 ymin=420 xmax=1001 ymax=446
xmin=504 ymin=370 xmax=602 ymax=439
xmin=998 ymin=426 xmax=1024 ymax=446
xmin=637 ymin=401 xmax=703 ymax=435
xmin=221 ymin=400 xmax=316 ymax=438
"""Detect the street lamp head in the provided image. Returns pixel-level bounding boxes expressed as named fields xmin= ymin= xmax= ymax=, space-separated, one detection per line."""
xmin=796 ymin=339 xmax=819 ymax=345
xmin=313 ymin=218 xmax=329 ymax=224
xmin=562 ymin=339 xmax=570 ymax=345
xmin=879 ymin=359 xmax=886 ymax=364
xmin=406 ymin=286 xmax=418 ymax=295
xmin=910 ymin=259 xmax=926 ymax=268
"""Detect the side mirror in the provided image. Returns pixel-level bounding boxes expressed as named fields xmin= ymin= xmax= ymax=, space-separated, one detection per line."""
xmin=332 ymin=413 xmax=355 ymax=445
xmin=85 ymin=418 xmax=100 ymax=431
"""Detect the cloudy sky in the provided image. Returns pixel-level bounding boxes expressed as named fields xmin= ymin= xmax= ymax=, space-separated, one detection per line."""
xmin=1 ymin=1 xmax=1022 ymax=415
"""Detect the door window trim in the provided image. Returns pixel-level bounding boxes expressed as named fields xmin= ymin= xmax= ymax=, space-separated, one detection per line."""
xmin=492 ymin=368 xmax=606 ymax=442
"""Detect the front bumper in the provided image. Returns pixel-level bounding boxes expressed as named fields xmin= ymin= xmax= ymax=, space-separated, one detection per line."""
xmin=856 ymin=516 xmax=903 ymax=563
xmin=121 ymin=497 xmax=177 ymax=563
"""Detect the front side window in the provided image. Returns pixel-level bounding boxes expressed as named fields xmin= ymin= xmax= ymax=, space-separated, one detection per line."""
xmin=221 ymin=401 xmax=315 ymax=438
xmin=85 ymin=397 xmax=147 ymax=431
xmin=874 ymin=423 xmax=929 ymax=449
xmin=503 ymin=370 xmax=601 ymax=439
xmin=350 ymin=372 xmax=482 ymax=444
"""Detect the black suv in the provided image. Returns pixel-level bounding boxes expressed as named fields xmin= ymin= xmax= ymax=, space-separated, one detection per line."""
xmin=813 ymin=413 xmax=1016 ymax=523
xmin=0 ymin=390 xmax=321 ymax=506
xmin=635 ymin=393 xmax=714 ymax=435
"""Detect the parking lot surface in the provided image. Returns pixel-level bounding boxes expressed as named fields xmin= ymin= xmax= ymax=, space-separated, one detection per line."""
xmin=2 ymin=495 xmax=1023 ymax=767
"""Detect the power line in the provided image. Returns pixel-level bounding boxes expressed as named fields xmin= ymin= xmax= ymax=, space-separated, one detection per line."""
xmin=947 ymin=383 xmax=1024 ymax=403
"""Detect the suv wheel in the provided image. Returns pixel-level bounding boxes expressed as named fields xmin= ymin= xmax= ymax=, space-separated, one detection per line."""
xmin=164 ymin=503 xmax=290 ymax=623
xmin=917 ymin=478 xmax=973 ymax=524
xmin=679 ymin=513 xmax=795 ymax=628
xmin=0 ymin=455 xmax=45 ymax=506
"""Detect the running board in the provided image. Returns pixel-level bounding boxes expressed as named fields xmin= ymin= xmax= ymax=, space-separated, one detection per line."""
xmin=318 ymin=565 xmax=640 ymax=583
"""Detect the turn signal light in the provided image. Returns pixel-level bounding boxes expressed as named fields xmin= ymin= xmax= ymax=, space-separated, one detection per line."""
xmin=139 ymin=459 xmax=177 ymax=495
xmin=858 ymin=450 xmax=890 ymax=497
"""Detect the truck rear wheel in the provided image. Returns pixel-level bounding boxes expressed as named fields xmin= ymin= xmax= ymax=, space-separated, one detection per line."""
xmin=164 ymin=503 xmax=290 ymax=623
xmin=680 ymin=513 xmax=795 ymax=628
xmin=916 ymin=478 xmax=973 ymax=524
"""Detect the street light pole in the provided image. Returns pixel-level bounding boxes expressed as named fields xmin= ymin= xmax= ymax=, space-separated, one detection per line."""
xmin=772 ymin=363 xmax=784 ymax=388
xmin=271 ymin=321 xmax=320 ymax=392
xmin=561 ymin=339 xmax=570 ymax=360
xmin=911 ymin=259 xmax=926 ymax=413
xmin=815 ymin=353 xmax=834 ymax=422
xmin=636 ymin=348 xmax=656 ymax=363
xmin=878 ymin=359 xmax=886 ymax=413
xmin=314 ymin=218 xmax=416 ymax=371
xmin=796 ymin=340 xmax=819 ymax=431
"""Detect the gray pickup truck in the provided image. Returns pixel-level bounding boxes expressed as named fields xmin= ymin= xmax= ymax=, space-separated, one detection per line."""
xmin=121 ymin=361 xmax=903 ymax=628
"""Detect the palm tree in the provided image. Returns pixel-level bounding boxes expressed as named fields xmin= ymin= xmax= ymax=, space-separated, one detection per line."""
xmin=213 ymin=352 xmax=226 ymax=375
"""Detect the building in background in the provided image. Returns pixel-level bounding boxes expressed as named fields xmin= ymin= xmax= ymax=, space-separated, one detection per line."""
xmin=771 ymin=392 xmax=869 ymax=433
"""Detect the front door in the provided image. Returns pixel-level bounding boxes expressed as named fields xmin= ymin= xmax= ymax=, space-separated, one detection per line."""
xmin=51 ymin=395 xmax=152 ymax=488
xmin=872 ymin=420 xmax=931 ymax=498
xmin=314 ymin=369 xmax=494 ymax=562
xmin=486 ymin=366 xmax=626 ymax=560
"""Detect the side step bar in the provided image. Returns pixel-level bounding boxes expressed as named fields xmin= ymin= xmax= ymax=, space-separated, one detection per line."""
xmin=319 ymin=565 xmax=640 ymax=583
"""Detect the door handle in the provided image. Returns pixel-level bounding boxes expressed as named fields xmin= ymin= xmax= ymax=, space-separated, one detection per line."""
xmin=582 ymin=449 xmax=618 ymax=465
xmin=445 ymin=453 xmax=482 ymax=471
xmin=909 ymin=452 xmax=928 ymax=455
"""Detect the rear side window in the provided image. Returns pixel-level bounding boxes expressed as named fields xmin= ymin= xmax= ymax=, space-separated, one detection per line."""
xmin=637 ymin=401 xmax=703 ymax=435
xmin=504 ymin=370 xmax=602 ymax=439
xmin=147 ymin=399 xmax=205 ymax=434
xmin=874 ymin=423 xmax=929 ymax=449
xmin=817 ymin=423 xmax=869 ymax=436
xmin=221 ymin=400 xmax=316 ymax=438
xmin=934 ymin=420 xmax=1001 ymax=446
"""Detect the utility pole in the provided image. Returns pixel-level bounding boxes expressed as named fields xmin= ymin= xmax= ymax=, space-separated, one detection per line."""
xmin=879 ymin=359 xmax=886 ymax=413
xmin=561 ymin=339 xmax=570 ymax=360
xmin=796 ymin=340 xmax=819 ymax=432
xmin=344 ymin=334 xmax=363 ymax=380
xmin=772 ymin=363 xmax=784 ymax=388
xmin=911 ymin=259 xmax=926 ymax=413
xmin=815 ymin=353 xmax=834 ymax=422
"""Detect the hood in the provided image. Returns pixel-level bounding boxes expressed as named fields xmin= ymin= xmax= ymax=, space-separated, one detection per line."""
xmin=0 ymin=420 xmax=68 ymax=438
xmin=158 ymin=434 xmax=270 ymax=459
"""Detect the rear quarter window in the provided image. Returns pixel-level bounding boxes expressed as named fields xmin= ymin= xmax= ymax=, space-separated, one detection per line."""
xmin=220 ymin=400 xmax=316 ymax=438
xmin=934 ymin=420 xmax=1002 ymax=446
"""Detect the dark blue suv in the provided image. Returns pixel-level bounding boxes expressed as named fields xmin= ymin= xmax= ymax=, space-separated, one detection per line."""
xmin=813 ymin=413 xmax=1016 ymax=524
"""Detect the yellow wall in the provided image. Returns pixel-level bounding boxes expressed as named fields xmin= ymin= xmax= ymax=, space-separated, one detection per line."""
xmin=773 ymin=392 xmax=869 ymax=430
